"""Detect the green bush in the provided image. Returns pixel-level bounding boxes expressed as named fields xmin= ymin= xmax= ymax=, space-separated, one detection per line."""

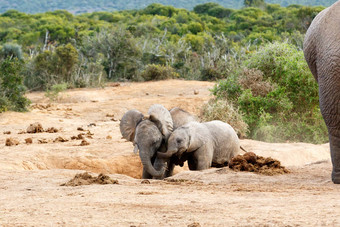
xmin=45 ymin=83 xmax=68 ymax=101
xmin=0 ymin=58 xmax=30 ymax=112
xmin=0 ymin=43 xmax=23 ymax=60
xmin=207 ymin=42 xmax=327 ymax=143
xmin=141 ymin=64 xmax=179 ymax=81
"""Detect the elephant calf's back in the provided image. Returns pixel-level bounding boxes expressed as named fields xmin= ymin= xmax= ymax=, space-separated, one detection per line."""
xmin=204 ymin=121 xmax=240 ymax=165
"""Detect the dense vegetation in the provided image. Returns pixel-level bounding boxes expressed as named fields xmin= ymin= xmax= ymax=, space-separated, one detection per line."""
xmin=0 ymin=0 xmax=336 ymax=14
xmin=0 ymin=1 xmax=329 ymax=143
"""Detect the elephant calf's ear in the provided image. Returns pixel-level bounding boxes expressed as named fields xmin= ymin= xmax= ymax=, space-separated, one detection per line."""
xmin=148 ymin=104 xmax=173 ymax=140
xmin=120 ymin=109 xmax=144 ymax=142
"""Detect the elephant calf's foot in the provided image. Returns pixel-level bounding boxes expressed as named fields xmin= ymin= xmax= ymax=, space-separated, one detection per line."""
xmin=332 ymin=170 xmax=340 ymax=184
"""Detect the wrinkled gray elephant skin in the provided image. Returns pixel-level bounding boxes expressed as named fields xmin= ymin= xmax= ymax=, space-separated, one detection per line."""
xmin=158 ymin=120 xmax=240 ymax=171
xmin=120 ymin=105 xmax=197 ymax=179
xmin=303 ymin=1 xmax=340 ymax=184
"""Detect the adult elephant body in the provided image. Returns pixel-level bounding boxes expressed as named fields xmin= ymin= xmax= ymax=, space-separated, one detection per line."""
xmin=303 ymin=1 xmax=340 ymax=183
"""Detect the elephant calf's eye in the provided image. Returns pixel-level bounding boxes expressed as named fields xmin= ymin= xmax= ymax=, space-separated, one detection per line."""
xmin=176 ymin=138 xmax=182 ymax=144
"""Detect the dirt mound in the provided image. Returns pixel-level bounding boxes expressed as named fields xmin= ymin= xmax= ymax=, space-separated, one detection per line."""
xmin=5 ymin=138 xmax=19 ymax=146
xmin=229 ymin=152 xmax=289 ymax=175
xmin=61 ymin=172 xmax=119 ymax=186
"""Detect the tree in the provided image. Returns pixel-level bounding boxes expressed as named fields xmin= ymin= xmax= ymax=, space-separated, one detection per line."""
xmin=244 ymin=0 xmax=266 ymax=8
xmin=0 ymin=58 xmax=30 ymax=112
xmin=54 ymin=43 xmax=78 ymax=82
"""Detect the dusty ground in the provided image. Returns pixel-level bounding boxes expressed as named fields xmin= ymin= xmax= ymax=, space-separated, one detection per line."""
xmin=0 ymin=80 xmax=339 ymax=226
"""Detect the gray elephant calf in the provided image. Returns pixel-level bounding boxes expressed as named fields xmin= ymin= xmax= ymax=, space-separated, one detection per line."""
xmin=158 ymin=120 xmax=240 ymax=170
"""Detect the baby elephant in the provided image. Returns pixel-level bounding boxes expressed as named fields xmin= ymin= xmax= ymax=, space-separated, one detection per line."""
xmin=158 ymin=120 xmax=240 ymax=170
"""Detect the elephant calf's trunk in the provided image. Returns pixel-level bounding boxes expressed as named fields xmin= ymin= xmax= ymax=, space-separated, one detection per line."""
xmin=157 ymin=150 xmax=176 ymax=159
xmin=141 ymin=157 xmax=165 ymax=178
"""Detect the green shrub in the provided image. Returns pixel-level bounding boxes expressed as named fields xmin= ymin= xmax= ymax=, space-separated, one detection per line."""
xmin=245 ymin=42 xmax=319 ymax=112
xmin=141 ymin=64 xmax=179 ymax=81
xmin=0 ymin=43 xmax=23 ymax=60
xmin=0 ymin=58 xmax=30 ymax=112
xmin=45 ymin=83 xmax=68 ymax=101
xmin=206 ymin=42 xmax=327 ymax=143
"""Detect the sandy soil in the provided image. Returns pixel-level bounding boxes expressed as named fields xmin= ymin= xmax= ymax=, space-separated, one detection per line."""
xmin=0 ymin=80 xmax=339 ymax=226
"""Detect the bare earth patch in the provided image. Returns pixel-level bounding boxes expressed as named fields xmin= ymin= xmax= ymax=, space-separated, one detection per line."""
xmin=0 ymin=80 xmax=339 ymax=226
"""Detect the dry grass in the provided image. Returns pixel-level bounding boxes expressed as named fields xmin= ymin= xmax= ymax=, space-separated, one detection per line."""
xmin=200 ymin=98 xmax=248 ymax=138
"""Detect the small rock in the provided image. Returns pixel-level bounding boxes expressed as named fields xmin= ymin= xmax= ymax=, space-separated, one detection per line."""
xmin=3 ymin=131 xmax=11 ymax=135
xmin=106 ymin=114 xmax=115 ymax=117
xmin=194 ymin=89 xmax=199 ymax=95
xmin=5 ymin=138 xmax=19 ymax=146
xmin=106 ymin=135 xmax=112 ymax=139
xmin=77 ymin=127 xmax=84 ymax=131
xmin=88 ymin=123 xmax=96 ymax=127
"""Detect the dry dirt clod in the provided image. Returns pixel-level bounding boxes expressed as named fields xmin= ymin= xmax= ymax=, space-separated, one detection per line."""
xmin=5 ymin=138 xmax=19 ymax=146
xmin=25 ymin=138 xmax=33 ymax=144
xmin=3 ymin=131 xmax=11 ymax=134
xmin=71 ymin=133 xmax=84 ymax=140
xmin=106 ymin=114 xmax=115 ymax=117
xmin=188 ymin=222 xmax=201 ymax=227
xmin=54 ymin=137 xmax=69 ymax=143
xmin=31 ymin=103 xmax=52 ymax=110
xmin=79 ymin=140 xmax=90 ymax=146
xmin=61 ymin=172 xmax=118 ymax=187
xmin=106 ymin=135 xmax=112 ymax=139
xmin=109 ymin=82 xmax=120 ymax=87
xmin=88 ymin=123 xmax=96 ymax=127
xmin=194 ymin=89 xmax=199 ymax=95
xmin=38 ymin=138 xmax=49 ymax=144
xmin=27 ymin=122 xmax=44 ymax=133
xmin=77 ymin=127 xmax=84 ymax=131
xmin=45 ymin=127 xmax=59 ymax=133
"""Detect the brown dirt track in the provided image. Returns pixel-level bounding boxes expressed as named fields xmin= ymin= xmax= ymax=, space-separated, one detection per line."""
xmin=0 ymin=80 xmax=339 ymax=226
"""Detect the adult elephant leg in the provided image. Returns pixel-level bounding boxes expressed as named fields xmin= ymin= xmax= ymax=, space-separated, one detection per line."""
xmin=318 ymin=66 xmax=340 ymax=184
xmin=329 ymin=133 xmax=340 ymax=183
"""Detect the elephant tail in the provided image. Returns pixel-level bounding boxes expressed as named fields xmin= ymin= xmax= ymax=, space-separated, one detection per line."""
xmin=240 ymin=146 xmax=248 ymax=153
